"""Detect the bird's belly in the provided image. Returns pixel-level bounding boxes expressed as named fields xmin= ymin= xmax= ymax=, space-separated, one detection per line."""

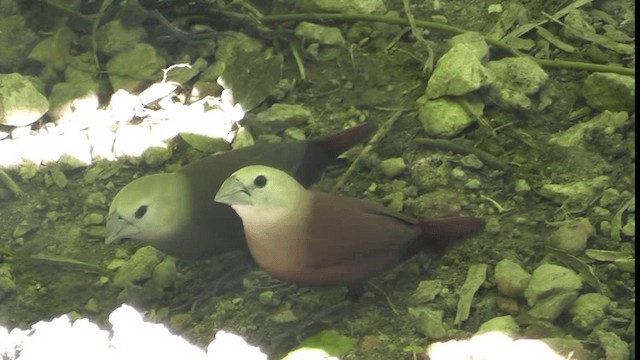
xmin=244 ymin=222 xmax=311 ymax=283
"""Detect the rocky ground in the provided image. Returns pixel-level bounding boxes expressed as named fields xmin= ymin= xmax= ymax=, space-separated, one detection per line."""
xmin=0 ymin=0 xmax=635 ymax=359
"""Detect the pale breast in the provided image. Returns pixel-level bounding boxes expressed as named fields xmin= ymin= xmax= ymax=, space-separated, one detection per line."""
xmin=232 ymin=204 xmax=312 ymax=283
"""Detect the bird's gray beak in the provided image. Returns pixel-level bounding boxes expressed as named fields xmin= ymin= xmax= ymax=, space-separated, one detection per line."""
xmin=105 ymin=211 xmax=141 ymax=244
xmin=215 ymin=176 xmax=253 ymax=206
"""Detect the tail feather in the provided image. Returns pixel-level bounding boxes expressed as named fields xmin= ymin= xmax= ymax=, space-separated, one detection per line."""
xmin=418 ymin=216 xmax=485 ymax=251
xmin=319 ymin=122 xmax=375 ymax=158
xmin=296 ymin=122 xmax=375 ymax=186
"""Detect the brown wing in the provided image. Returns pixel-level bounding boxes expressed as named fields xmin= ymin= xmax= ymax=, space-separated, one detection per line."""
xmin=300 ymin=192 xmax=422 ymax=285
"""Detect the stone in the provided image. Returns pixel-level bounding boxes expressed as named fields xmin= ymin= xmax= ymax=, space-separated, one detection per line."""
xmin=151 ymin=259 xmax=177 ymax=289
xmin=486 ymin=57 xmax=548 ymax=110
xmin=477 ymin=315 xmax=519 ymax=336
xmin=426 ymin=44 xmax=493 ymax=99
xmin=417 ymin=96 xmax=478 ymax=138
xmin=254 ymin=104 xmax=311 ymax=133
xmin=95 ymin=20 xmax=146 ymax=56
xmin=378 ymin=157 xmax=406 ymax=178
xmin=583 ymin=72 xmax=634 ymax=112
xmin=113 ymin=246 xmax=162 ymax=287
xmin=295 ymin=22 xmax=345 ymax=45
xmin=524 ymin=264 xmax=582 ymax=306
xmin=494 ymin=259 xmax=531 ymax=298
xmin=528 ymin=290 xmax=578 ymax=321
xmin=0 ymin=73 xmax=49 ymax=126
xmin=547 ymin=218 xmax=594 ymax=255
xmin=410 ymin=280 xmax=443 ymax=304
xmin=569 ymin=293 xmax=611 ymax=331
xmin=106 ymin=43 xmax=166 ymax=92
xmin=408 ymin=306 xmax=447 ymax=339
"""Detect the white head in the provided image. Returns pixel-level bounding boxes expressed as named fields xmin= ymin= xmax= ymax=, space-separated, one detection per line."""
xmin=214 ymin=165 xmax=305 ymax=209
xmin=106 ymin=173 xmax=191 ymax=244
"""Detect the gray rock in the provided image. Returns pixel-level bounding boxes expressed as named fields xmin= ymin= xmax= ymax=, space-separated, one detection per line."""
xmin=18 ymin=163 xmax=38 ymax=181
xmin=408 ymin=306 xmax=447 ymax=339
xmin=142 ymin=146 xmax=172 ymax=168
xmin=417 ymin=96 xmax=479 ymax=138
xmin=460 ymin=154 xmax=484 ymax=170
xmin=0 ymin=73 xmax=49 ymax=126
xmin=382 ymin=191 xmax=404 ymax=213
xmin=283 ymin=127 xmax=306 ymax=141
xmin=96 ymin=20 xmax=147 ymax=56
xmin=82 ymin=213 xmax=105 ymax=226
xmin=599 ymin=188 xmax=621 ymax=208
xmin=410 ymin=279 xmax=443 ymax=304
xmin=48 ymin=64 xmax=100 ymax=121
xmin=269 ymin=309 xmax=298 ymax=323
xmin=425 ymin=44 xmax=493 ymax=99
xmin=85 ymin=192 xmax=107 ymax=209
xmin=106 ymin=43 xmax=166 ymax=92
xmin=214 ymin=32 xmax=264 ymax=64
xmin=231 ymin=127 xmax=256 ymax=150
xmin=514 ymin=179 xmax=531 ymax=193
xmin=621 ymin=217 xmax=634 ymax=237
xmin=548 ymin=111 xmax=630 ymax=148
xmin=151 ymin=259 xmax=177 ymax=289
xmin=528 ymin=290 xmax=578 ymax=321
xmin=561 ymin=10 xmax=595 ymax=42
xmin=583 ymin=73 xmax=634 ymax=112
xmin=524 ymin=264 xmax=582 ymax=306
xmin=113 ymin=246 xmax=162 ymax=288
xmin=295 ymin=22 xmax=345 ymax=45
xmin=548 ymin=218 xmax=594 ymax=255
xmin=258 ymin=291 xmax=282 ymax=307
xmin=450 ymin=167 xmax=466 ymax=180
xmin=27 ymin=26 xmax=76 ymax=71
xmin=596 ymin=331 xmax=630 ymax=360
xmin=48 ymin=163 xmax=68 ymax=189
xmin=254 ymin=104 xmax=311 ymax=133
xmin=494 ymin=259 xmax=531 ymax=298
xmin=378 ymin=157 xmax=406 ymax=178
xmin=542 ymin=338 xmax=590 ymax=359
xmin=477 ymin=315 xmax=519 ymax=336
xmin=464 ymin=179 xmax=481 ymax=190
xmin=538 ymin=175 xmax=610 ymax=212
xmin=447 ymin=32 xmax=489 ymax=61
xmin=0 ymin=15 xmax=38 ymax=71
xmin=486 ymin=57 xmax=548 ymax=110
xmin=12 ymin=222 xmax=38 ymax=239
xmin=569 ymin=293 xmax=611 ymax=331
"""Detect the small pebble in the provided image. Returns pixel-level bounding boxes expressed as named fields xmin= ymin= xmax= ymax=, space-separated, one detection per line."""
xmin=450 ymin=167 xmax=466 ymax=180
xmin=514 ymin=179 xmax=531 ymax=193
xmin=460 ymin=154 xmax=484 ymax=170
xmin=464 ymin=179 xmax=482 ymax=190
xmin=378 ymin=158 xmax=406 ymax=178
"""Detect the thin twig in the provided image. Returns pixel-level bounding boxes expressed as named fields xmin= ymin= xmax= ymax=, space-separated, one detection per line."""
xmin=415 ymin=138 xmax=510 ymax=171
xmin=332 ymin=108 xmax=406 ymax=192
xmin=259 ymin=13 xmax=634 ymax=76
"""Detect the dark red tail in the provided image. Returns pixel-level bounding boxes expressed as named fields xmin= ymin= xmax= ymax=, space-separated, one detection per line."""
xmin=320 ymin=122 xmax=375 ymax=158
xmin=418 ymin=216 xmax=485 ymax=250
xmin=295 ymin=122 xmax=375 ymax=186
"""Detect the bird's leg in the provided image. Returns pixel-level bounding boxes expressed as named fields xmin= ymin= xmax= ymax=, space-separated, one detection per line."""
xmin=269 ymin=298 xmax=352 ymax=351
xmin=171 ymin=259 xmax=255 ymax=312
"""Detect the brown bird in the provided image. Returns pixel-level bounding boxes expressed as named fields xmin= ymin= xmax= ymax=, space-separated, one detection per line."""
xmin=214 ymin=165 xmax=485 ymax=295
xmin=106 ymin=122 xmax=374 ymax=260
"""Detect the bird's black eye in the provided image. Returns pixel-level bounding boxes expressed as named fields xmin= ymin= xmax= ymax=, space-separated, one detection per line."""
xmin=254 ymin=175 xmax=267 ymax=188
xmin=135 ymin=205 xmax=148 ymax=219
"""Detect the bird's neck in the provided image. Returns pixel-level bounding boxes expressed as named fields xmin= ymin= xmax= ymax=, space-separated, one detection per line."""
xmin=232 ymin=194 xmax=312 ymax=280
